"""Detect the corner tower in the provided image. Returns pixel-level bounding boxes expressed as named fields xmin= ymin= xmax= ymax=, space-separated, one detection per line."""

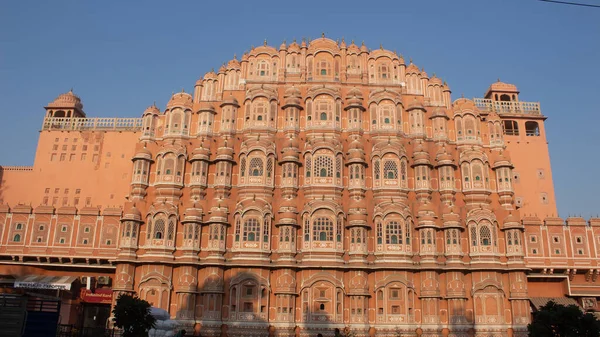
xmin=476 ymin=81 xmax=557 ymax=217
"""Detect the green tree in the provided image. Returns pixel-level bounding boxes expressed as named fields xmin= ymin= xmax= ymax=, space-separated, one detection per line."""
xmin=112 ymin=293 xmax=157 ymax=337
xmin=528 ymin=300 xmax=600 ymax=337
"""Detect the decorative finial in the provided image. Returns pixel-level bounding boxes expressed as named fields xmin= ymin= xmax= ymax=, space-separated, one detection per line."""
xmin=322 ymin=32 xmax=325 ymax=38
xmin=341 ymin=37 xmax=345 ymax=43
xmin=283 ymin=39 xmax=286 ymax=44
xmin=264 ymin=39 xmax=267 ymax=46
xmin=351 ymin=39 xmax=355 ymax=44
xmin=211 ymin=67 xmax=214 ymax=72
xmin=497 ymin=78 xmax=501 ymax=82
xmin=181 ymin=88 xmax=185 ymax=93
xmin=293 ymin=38 xmax=296 ymax=43
xmin=380 ymin=44 xmax=383 ymax=50
xmin=410 ymin=57 xmax=413 ymax=63
xmin=461 ymin=93 xmax=464 ymax=98
xmin=432 ymin=73 xmax=436 ymax=77
xmin=361 ymin=40 xmax=365 ymax=46
xmin=233 ymin=53 xmax=237 ymax=60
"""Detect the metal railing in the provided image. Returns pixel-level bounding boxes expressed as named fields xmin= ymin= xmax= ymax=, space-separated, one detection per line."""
xmin=42 ymin=117 xmax=143 ymax=131
xmin=473 ymin=98 xmax=541 ymax=115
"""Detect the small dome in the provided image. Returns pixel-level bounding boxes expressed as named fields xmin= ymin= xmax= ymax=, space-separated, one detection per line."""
xmin=407 ymin=98 xmax=425 ymax=111
xmin=204 ymin=70 xmax=218 ymax=80
xmin=348 ymin=212 xmax=368 ymax=223
xmin=133 ymin=146 xmax=153 ymax=161
xmin=406 ymin=62 xmax=419 ymax=73
xmin=279 ymin=41 xmax=287 ymax=50
xmin=220 ymin=95 xmax=240 ymax=107
xmin=429 ymin=75 xmax=443 ymax=85
xmin=420 ymin=69 xmax=429 ymax=79
xmin=122 ymin=204 xmax=142 ymax=222
xmin=195 ymin=78 xmax=203 ymax=86
xmin=198 ymin=102 xmax=216 ymax=113
xmin=339 ymin=38 xmax=347 ymax=49
xmin=167 ymin=91 xmax=193 ymax=109
xmin=493 ymin=151 xmax=513 ymax=169
xmin=347 ymin=41 xmax=360 ymax=54
xmin=143 ymin=104 xmax=160 ymax=116
xmin=429 ymin=108 xmax=448 ymax=119
xmin=183 ymin=206 xmax=202 ymax=220
xmin=227 ymin=57 xmax=240 ymax=70
xmin=218 ymin=64 xmax=226 ymax=73
xmin=489 ymin=80 xmax=518 ymax=93
xmin=435 ymin=147 xmax=455 ymax=167
xmin=288 ymin=40 xmax=300 ymax=52
xmin=47 ymin=90 xmax=84 ymax=110
xmin=503 ymin=212 xmax=520 ymax=226
xmin=359 ymin=42 xmax=368 ymax=53
xmin=284 ymin=86 xmax=301 ymax=98
xmin=349 ymin=138 xmax=363 ymax=150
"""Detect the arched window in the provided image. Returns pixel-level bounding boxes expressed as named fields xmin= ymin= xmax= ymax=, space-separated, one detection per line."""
xmin=384 ymin=160 xmax=398 ymax=179
xmin=320 ymin=112 xmax=327 ymax=120
xmin=314 ymin=155 xmax=333 ymax=178
xmin=249 ymin=157 xmax=264 ymax=176
xmin=153 ymin=218 xmax=165 ymax=239
xmin=13 ymin=234 xmax=21 ymax=242
xmin=317 ymin=59 xmax=331 ymax=76
xmin=386 ymin=221 xmax=402 ymax=244
xmin=480 ymin=226 xmax=491 ymax=246
xmin=525 ymin=121 xmax=540 ymax=136
xmin=257 ymin=61 xmax=269 ymax=77
xmin=313 ymin=217 xmax=333 ymax=242
xmin=243 ymin=218 xmax=260 ymax=242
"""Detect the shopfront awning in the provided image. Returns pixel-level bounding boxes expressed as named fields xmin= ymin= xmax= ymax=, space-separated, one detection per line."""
xmin=530 ymin=297 xmax=580 ymax=310
xmin=14 ymin=275 xmax=78 ymax=291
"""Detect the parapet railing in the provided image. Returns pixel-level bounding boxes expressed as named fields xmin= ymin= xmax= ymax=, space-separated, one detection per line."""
xmin=473 ymin=98 xmax=542 ymax=115
xmin=41 ymin=117 xmax=143 ymax=131
xmin=0 ymin=166 xmax=33 ymax=171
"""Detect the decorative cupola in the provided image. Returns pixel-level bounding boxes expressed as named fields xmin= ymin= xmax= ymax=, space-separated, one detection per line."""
xmin=411 ymin=141 xmax=432 ymax=200
xmin=492 ymin=151 xmax=515 ymax=208
xmin=119 ymin=204 xmax=143 ymax=255
xmin=415 ymin=200 xmax=438 ymax=259
xmin=347 ymin=197 xmax=369 ymax=261
xmin=205 ymin=203 xmax=229 ymax=259
xmin=130 ymin=144 xmax=154 ymax=200
xmin=282 ymin=86 xmax=302 ymax=130
xmin=45 ymin=89 xmax=86 ymax=118
xmin=503 ymin=211 xmax=524 ymax=257
xmin=219 ymin=94 xmax=240 ymax=134
xmin=406 ymin=98 xmax=427 ymax=137
xmin=189 ymin=139 xmax=211 ymax=201
xmin=180 ymin=203 xmax=203 ymax=257
xmin=441 ymin=204 xmax=462 ymax=260
xmin=429 ymin=107 xmax=449 ymax=141
xmin=347 ymin=136 xmax=367 ymax=198
xmin=196 ymin=102 xmax=216 ymax=136
xmin=435 ymin=145 xmax=457 ymax=205
xmin=345 ymin=87 xmax=366 ymax=130
xmin=141 ymin=103 xmax=160 ymax=139
xmin=164 ymin=91 xmax=193 ymax=137
xmin=213 ymin=138 xmax=235 ymax=198
xmin=279 ymin=136 xmax=301 ymax=196
xmin=276 ymin=197 xmax=299 ymax=258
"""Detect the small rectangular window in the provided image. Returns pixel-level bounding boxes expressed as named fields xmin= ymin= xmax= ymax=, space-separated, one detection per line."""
xmin=553 ymin=236 xmax=560 ymax=243
xmin=71 ymin=145 xmax=77 ymax=151
xmin=54 ymin=188 xmax=60 ymax=194
xmin=60 ymin=153 xmax=66 ymax=161
xmin=81 ymin=153 xmax=87 ymax=160
xmin=578 ymin=249 xmax=584 ymax=255
xmin=59 ymin=238 xmax=65 ymax=244
xmin=51 ymin=153 xmax=57 ymax=161
xmin=576 ymin=236 xmax=583 ymax=244
xmin=503 ymin=120 xmax=519 ymax=136
xmin=44 ymin=188 xmax=50 ymax=194
xmin=530 ymin=235 xmax=537 ymax=243
xmin=61 ymin=225 xmax=68 ymax=232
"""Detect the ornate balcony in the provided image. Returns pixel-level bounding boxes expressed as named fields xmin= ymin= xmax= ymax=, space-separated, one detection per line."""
xmin=42 ymin=117 xmax=143 ymax=131
xmin=473 ymin=98 xmax=541 ymax=115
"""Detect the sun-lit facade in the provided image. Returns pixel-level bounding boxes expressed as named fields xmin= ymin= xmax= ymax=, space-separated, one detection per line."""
xmin=0 ymin=36 xmax=598 ymax=337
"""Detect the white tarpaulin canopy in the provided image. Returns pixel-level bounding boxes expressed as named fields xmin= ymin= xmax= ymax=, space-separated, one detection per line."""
xmin=14 ymin=275 xmax=77 ymax=290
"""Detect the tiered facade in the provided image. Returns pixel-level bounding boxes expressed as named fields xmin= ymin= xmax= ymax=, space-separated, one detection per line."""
xmin=1 ymin=36 xmax=598 ymax=337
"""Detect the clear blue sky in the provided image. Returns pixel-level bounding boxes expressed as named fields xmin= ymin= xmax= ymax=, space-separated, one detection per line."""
xmin=0 ymin=0 xmax=598 ymax=218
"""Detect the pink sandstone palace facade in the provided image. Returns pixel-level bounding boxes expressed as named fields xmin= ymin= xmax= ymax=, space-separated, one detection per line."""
xmin=0 ymin=36 xmax=598 ymax=337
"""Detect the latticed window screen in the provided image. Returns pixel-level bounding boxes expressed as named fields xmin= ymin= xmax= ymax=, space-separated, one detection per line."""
xmin=405 ymin=222 xmax=411 ymax=244
xmin=210 ymin=224 xmax=220 ymax=240
xmin=153 ymin=218 xmax=165 ymax=239
xmin=167 ymin=218 xmax=175 ymax=240
xmin=401 ymin=160 xmax=407 ymax=181
xmin=452 ymin=229 xmax=458 ymax=244
xmin=235 ymin=217 xmax=241 ymax=241
xmin=240 ymin=158 xmax=246 ymax=177
xmin=480 ymin=225 xmax=491 ymax=246
xmin=336 ymin=156 xmax=342 ymax=178
xmin=507 ymin=231 xmax=513 ymax=245
xmin=263 ymin=218 xmax=270 ymax=242
xmin=470 ymin=226 xmax=477 ymax=246
xmin=377 ymin=222 xmax=383 ymax=244
xmin=386 ymin=221 xmax=402 ymax=244
xmin=314 ymin=156 xmax=333 ymax=177
xmin=304 ymin=216 xmax=310 ymax=241
xmin=313 ymin=217 xmax=333 ymax=241
xmin=266 ymin=158 xmax=273 ymax=178
xmin=336 ymin=216 xmax=342 ymax=242
xmin=446 ymin=230 xmax=452 ymax=244
xmin=513 ymin=230 xmax=519 ymax=245
xmin=249 ymin=158 xmax=264 ymax=176
xmin=243 ymin=218 xmax=260 ymax=242
xmin=374 ymin=160 xmax=380 ymax=179
xmin=383 ymin=160 xmax=398 ymax=179
xmin=306 ymin=157 xmax=312 ymax=177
